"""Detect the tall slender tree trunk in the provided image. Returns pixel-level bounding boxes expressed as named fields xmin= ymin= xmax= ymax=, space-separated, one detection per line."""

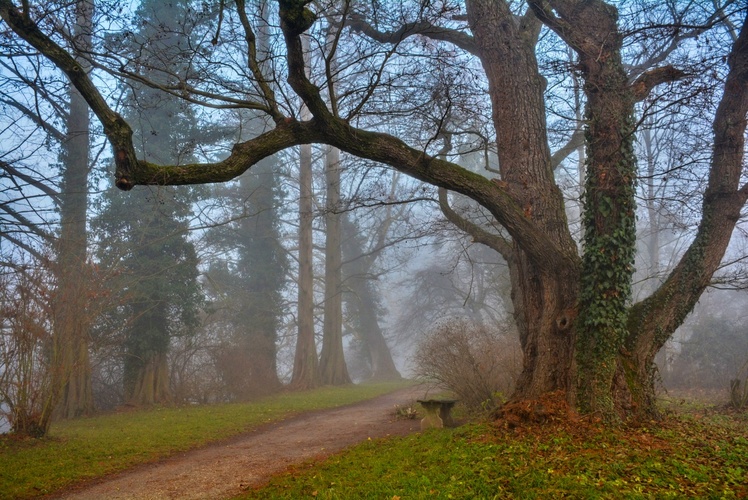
xmin=319 ymin=146 xmax=350 ymax=385
xmin=52 ymin=0 xmax=94 ymax=420
xmin=290 ymin=40 xmax=318 ymax=387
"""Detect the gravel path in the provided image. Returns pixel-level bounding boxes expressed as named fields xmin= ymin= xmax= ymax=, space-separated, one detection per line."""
xmin=52 ymin=386 xmax=425 ymax=500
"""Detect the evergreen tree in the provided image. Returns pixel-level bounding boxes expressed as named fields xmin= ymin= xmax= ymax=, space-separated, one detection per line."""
xmin=94 ymin=0 xmax=202 ymax=405
xmin=205 ymin=153 xmax=288 ymax=398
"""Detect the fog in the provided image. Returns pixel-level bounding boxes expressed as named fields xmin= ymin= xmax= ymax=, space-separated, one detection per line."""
xmin=2 ymin=0 xmax=747 ymax=434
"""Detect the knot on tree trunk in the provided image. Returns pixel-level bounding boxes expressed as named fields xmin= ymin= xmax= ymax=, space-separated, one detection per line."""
xmin=555 ymin=308 xmax=576 ymax=332
xmin=115 ymin=176 xmax=133 ymax=191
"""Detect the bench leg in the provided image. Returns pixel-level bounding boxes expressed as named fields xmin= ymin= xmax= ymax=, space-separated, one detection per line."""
xmin=419 ymin=403 xmax=443 ymax=430
xmin=439 ymin=405 xmax=456 ymax=428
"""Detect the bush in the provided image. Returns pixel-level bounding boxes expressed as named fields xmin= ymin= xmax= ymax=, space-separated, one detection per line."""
xmin=412 ymin=319 xmax=521 ymax=411
xmin=0 ymin=268 xmax=55 ymax=437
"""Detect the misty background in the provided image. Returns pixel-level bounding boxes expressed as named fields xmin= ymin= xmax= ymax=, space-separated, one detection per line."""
xmin=1 ymin=0 xmax=747 ymax=435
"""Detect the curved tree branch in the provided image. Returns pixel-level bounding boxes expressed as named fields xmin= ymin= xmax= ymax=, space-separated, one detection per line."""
xmin=627 ymin=8 xmax=748 ymax=351
xmin=346 ymin=14 xmax=478 ymax=55
xmin=0 ymin=0 xmax=139 ymax=189
xmin=0 ymin=0 xmax=579 ymax=276
xmin=630 ymin=65 xmax=687 ymax=100
xmin=438 ymin=187 xmax=513 ymax=259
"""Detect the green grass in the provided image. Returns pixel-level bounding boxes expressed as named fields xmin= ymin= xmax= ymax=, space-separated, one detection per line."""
xmin=241 ymin=408 xmax=748 ymax=499
xmin=0 ymin=381 xmax=410 ymax=499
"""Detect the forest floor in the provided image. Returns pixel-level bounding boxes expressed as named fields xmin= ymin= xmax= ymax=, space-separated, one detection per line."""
xmin=50 ymin=385 xmax=425 ymax=500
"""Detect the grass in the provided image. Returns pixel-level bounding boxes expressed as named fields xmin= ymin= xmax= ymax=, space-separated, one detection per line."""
xmin=0 ymin=381 xmax=410 ymax=499
xmin=241 ymin=402 xmax=748 ymax=499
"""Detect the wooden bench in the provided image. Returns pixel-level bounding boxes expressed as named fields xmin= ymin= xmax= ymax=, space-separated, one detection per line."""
xmin=417 ymin=399 xmax=458 ymax=430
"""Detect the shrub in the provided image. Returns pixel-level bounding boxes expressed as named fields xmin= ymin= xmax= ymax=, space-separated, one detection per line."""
xmin=0 ymin=269 xmax=55 ymax=437
xmin=412 ymin=319 xmax=521 ymax=411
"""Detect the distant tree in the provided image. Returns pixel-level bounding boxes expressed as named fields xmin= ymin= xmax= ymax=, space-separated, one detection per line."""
xmin=319 ymin=146 xmax=351 ymax=385
xmin=204 ymin=153 xmax=289 ymax=397
xmin=93 ymin=0 xmax=203 ymax=405
xmin=668 ymin=292 xmax=748 ymax=390
xmin=201 ymin=0 xmax=289 ymax=398
xmin=290 ymin=35 xmax=319 ymax=390
xmin=341 ymin=213 xmax=401 ymax=381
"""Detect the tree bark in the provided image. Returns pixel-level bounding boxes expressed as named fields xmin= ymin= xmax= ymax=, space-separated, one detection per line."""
xmin=466 ymin=0 xmax=581 ymax=401
xmin=52 ymin=0 xmax=94 ymax=420
xmin=318 ymin=146 xmax=351 ymax=385
xmin=290 ymin=36 xmax=318 ymax=388
xmin=532 ymin=0 xmax=638 ymax=419
xmin=347 ymin=274 xmax=401 ymax=381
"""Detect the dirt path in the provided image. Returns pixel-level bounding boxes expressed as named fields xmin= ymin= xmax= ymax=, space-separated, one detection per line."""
xmin=53 ymin=386 xmax=425 ymax=500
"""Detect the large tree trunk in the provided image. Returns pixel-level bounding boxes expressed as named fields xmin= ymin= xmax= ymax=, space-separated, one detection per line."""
xmin=318 ymin=146 xmax=351 ymax=385
xmin=466 ymin=0 xmax=581 ymax=402
xmin=124 ymin=304 xmax=171 ymax=405
xmin=52 ymin=0 xmax=94 ymax=420
xmin=534 ymin=1 xmax=638 ymax=419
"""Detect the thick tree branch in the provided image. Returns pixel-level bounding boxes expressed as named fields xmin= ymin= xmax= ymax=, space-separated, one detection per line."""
xmin=0 ymin=0 xmax=139 ymax=189
xmin=627 ymin=9 xmax=748 ymax=351
xmin=346 ymin=15 xmax=478 ymax=55
xmin=630 ymin=65 xmax=687 ymax=101
xmin=527 ymin=0 xmax=591 ymax=54
xmin=438 ymin=188 xmax=513 ymax=259
xmin=277 ymin=1 xmax=577 ymax=276
xmin=123 ymin=119 xmax=321 ymax=186
xmin=1 ymin=0 xmax=578 ymax=276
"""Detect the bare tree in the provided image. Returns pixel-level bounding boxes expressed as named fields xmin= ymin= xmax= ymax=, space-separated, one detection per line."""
xmin=2 ymin=0 xmax=746 ymax=421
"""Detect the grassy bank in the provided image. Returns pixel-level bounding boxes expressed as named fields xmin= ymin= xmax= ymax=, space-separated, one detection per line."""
xmin=243 ymin=404 xmax=748 ymax=499
xmin=0 ymin=381 xmax=410 ymax=499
